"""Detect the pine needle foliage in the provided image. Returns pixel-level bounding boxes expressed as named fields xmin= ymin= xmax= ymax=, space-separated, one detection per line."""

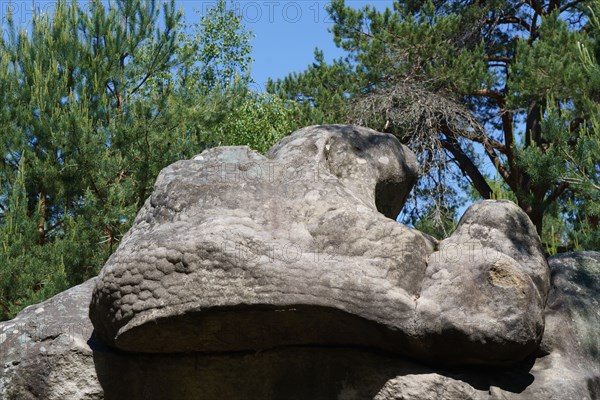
xmin=269 ymin=0 xmax=600 ymax=248
xmin=0 ymin=0 xmax=296 ymax=320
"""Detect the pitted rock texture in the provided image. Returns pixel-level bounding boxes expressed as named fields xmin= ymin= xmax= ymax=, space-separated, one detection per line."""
xmin=89 ymin=125 xmax=549 ymax=366
xmin=0 ymin=278 xmax=102 ymax=400
xmin=1 ymin=253 xmax=596 ymax=399
xmin=415 ymin=200 xmax=550 ymax=365
xmin=488 ymin=251 xmax=600 ymax=399
xmin=90 ymin=125 xmax=434 ymax=357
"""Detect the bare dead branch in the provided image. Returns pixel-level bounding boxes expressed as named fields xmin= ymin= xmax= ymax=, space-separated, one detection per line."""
xmin=347 ymin=81 xmax=501 ymax=208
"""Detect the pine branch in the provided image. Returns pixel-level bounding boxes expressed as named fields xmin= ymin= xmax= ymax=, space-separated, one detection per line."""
xmin=128 ymin=41 xmax=165 ymax=99
xmin=486 ymin=16 xmax=531 ymax=32
xmin=560 ymin=1 xmax=585 ymax=13
xmin=544 ymin=181 xmax=569 ymax=206
xmin=483 ymin=145 xmax=511 ymax=183
xmin=469 ymin=88 xmax=516 ymax=182
xmin=526 ymin=0 xmax=546 ymax=16
xmin=440 ymin=134 xmax=493 ymax=199
xmin=0 ymin=297 xmax=11 ymax=317
xmin=484 ymin=56 xmax=511 ymax=64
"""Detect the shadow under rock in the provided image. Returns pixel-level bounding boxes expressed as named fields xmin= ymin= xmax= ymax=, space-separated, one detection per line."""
xmin=89 ymin=332 xmax=422 ymax=400
xmin=444 ymin=352 xmax=537 ymax=394
xmin=90 ymin=331 xmax=541 ymax=400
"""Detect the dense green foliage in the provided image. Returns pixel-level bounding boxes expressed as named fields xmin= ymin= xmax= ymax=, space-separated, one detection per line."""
xmin=269 ymin=0 xmax=600 ymax=251
xmin=1 ymin=0 xmax=598 ymax=320
xmin=0 ymin=0 xmax=296 ymax=320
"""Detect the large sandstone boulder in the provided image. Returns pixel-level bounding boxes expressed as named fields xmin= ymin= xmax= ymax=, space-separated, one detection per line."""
xmin=1 ymin=252 xmax=597 ymax=399
xmin=89 ymin=125 xmax=548 ymax=366
xmin=487 ymin=251 xmax=600 ymax=399
xmin=5 ymin=125 xmax=591 ymax=399
xmin=89 ymin=125 xmax=436 ymax=357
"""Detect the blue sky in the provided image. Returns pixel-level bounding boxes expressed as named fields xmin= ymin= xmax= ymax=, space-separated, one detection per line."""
xmin=177 ymin=1 xmax=395 ymax=90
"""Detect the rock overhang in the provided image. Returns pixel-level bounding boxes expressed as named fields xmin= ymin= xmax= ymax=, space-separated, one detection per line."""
xmin=89 ymin=125 xmax=550 ymax=367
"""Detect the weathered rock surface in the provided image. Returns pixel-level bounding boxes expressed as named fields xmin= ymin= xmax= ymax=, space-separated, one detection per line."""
xmin=415 ymin=200 xmax=550 ymax=365
xmin=2 ymin=125 xmax=592 ymax=399
xmin=90 ymin=125 xmax=436 ymax=358
xmin=1 ymin=252 xmax=597 ymax=399
xmin=487 ymin=251 xmax=600 ymax=399
xmin=374 ymin=374 xmax=483 ymax=400
xmin=0 ymin=278 xmax=102 ymax=400
xmin=89 ymin=125 xmax=547 ymax=366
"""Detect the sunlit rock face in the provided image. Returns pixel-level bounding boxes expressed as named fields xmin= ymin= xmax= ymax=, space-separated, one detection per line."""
xmin=89 ymin=125 xmax=434 ymax=357
xmin=2 ymin=252 xmax=597 ymax=399
xmin=89 ymin=125 xmax=548 ymax=367
xmin=2 ymin=125 xmax=597 ymax=400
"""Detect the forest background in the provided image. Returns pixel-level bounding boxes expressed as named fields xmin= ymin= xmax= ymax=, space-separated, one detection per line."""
xmin=1 ymin=0 xmax=598 ymax=320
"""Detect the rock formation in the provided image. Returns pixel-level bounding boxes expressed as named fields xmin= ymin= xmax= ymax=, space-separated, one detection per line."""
xmin=0 ymin=278 xmax=102 ymax=400
xmin=89 ymin=125 xmax=548 ymax=366
xmin=0 ymin=125 xmax=598 ymax=399
xmin=2 ymin=252 xmax=597 ymax=399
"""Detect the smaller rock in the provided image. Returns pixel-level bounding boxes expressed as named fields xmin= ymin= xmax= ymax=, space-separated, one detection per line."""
xmin=488 ymin=251 xmax=600 ymax=399
xmin=375 ymin=374 xmax=485 ymax=400
xmin=0 ymin=279 xmax=102 ymax=400
xmin=415 ymin=200 xmax=550 ymax=365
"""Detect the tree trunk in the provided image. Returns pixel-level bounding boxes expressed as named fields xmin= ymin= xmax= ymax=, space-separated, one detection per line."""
xmin=518 ymin=194 xmax=544 ymax=236
xmin=441 ymin=136 xmax=493 ymax=199
xmin=37 ymin=191 xmax=46 ymax=245
xmin=528 ymin=207 xmax=544 ymax=237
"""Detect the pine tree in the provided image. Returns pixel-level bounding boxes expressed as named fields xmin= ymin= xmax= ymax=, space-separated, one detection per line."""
xmin=270 ymin=0 xmax=600 ymax=249
xmin=0 ymin=0 xmax=295 ymax=320
xmin=266 ymin=49 xmax=356 ymax=126
xmin=0 ymin=0 xmax=190 ymax=319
